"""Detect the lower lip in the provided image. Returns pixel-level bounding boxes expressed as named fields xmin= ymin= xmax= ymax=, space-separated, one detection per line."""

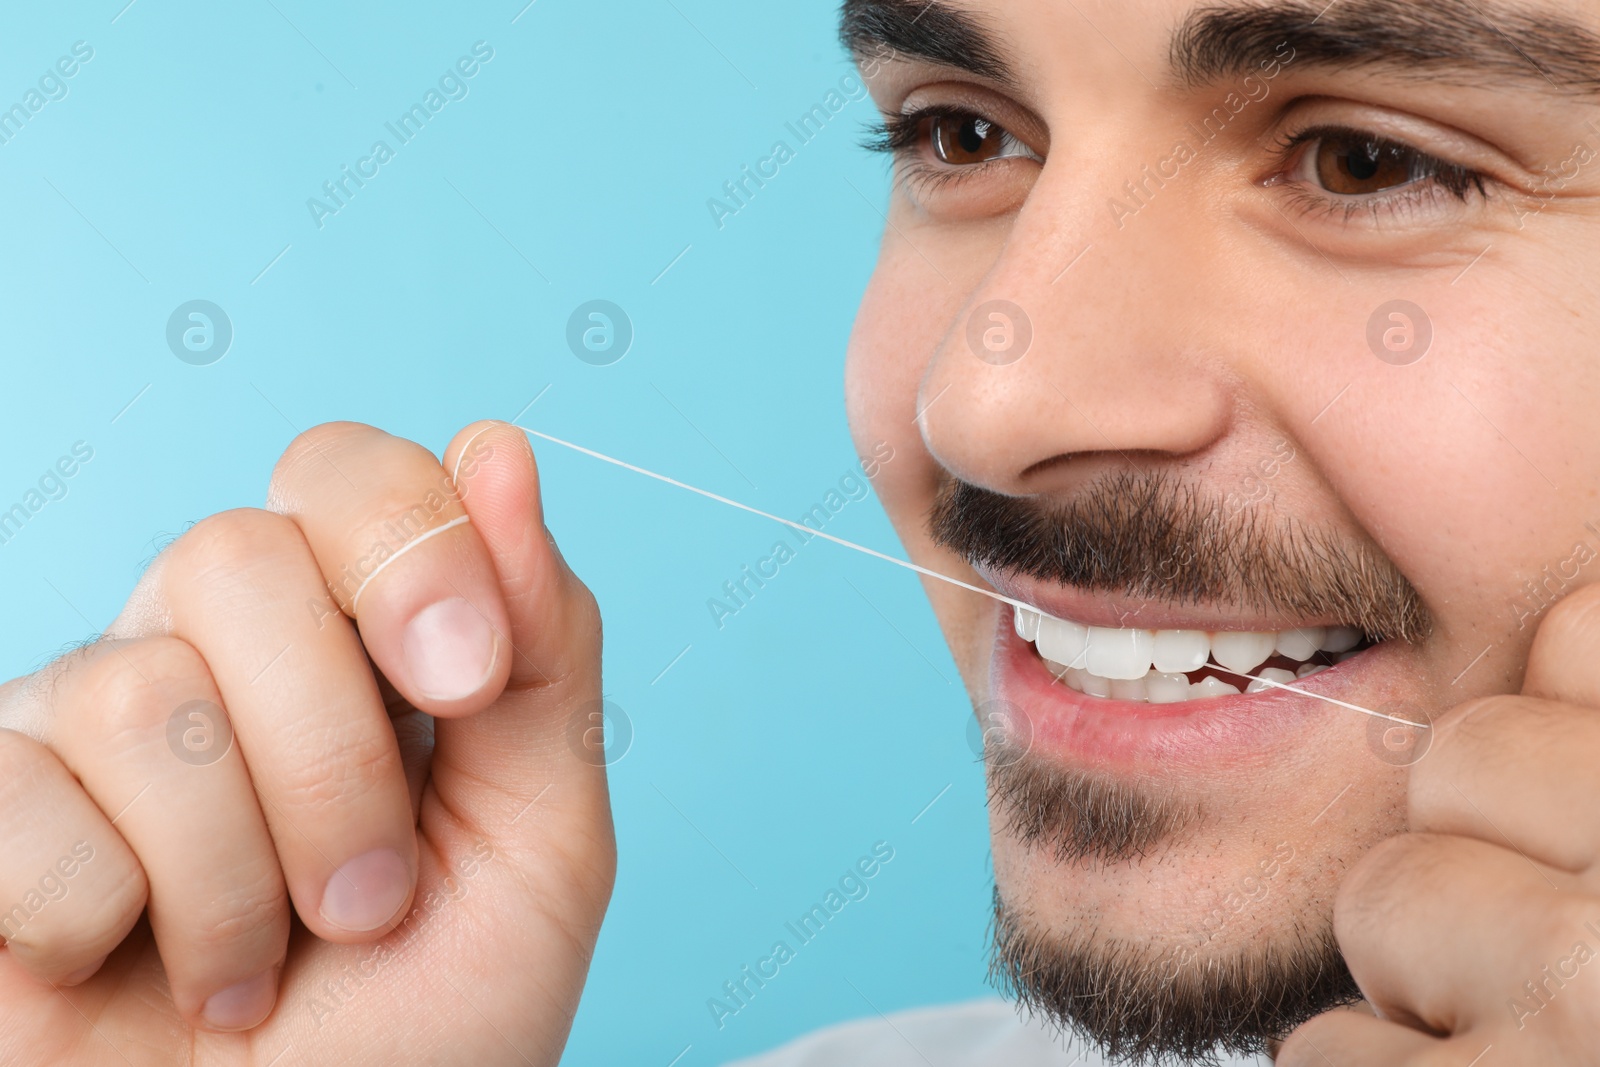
xmin=987 ymin=614 xmax=1380 ymax=768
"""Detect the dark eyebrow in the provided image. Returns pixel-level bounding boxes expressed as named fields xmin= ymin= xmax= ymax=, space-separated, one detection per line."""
xmin=838 ymin=0 xmax=1013 ymax=85
xmin=839 ymin=0 xmax=1600 ymax=97
xmin=1173 ymin=0 xmax=1600 ymax=93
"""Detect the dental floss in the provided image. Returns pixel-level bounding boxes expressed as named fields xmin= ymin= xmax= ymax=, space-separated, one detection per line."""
xmin=519 ymin=426 xmax=1429 ymax=731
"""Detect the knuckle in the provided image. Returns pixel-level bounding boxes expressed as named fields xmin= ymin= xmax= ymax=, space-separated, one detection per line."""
xmin=1538 ymin=581 xmax=1600 ymax=643
xmin=1274 ymin=1017 xmax=1341 ymax=1067
xmin=1436 ymin=693 xmax=1525 ymax=736
xmin=166 ymin=508 xmax=306 ymax=585
xmin=1335 ymin=832 xmax=1436 ymax=930
xmin=68 ymin=637 xmax=212 ymax=746
xmin=7 ymin=864 xmax=147 ymax=965
xmin=77 ymin=865 xmax=149 ymax=943
xmin=183 ymin=865 xmax=287 ymax=952
xmin=505 ymin=563 xmax=603 ymax=692
xmin=270 ymin=729 xmax=401 ymax=811
xmin=271 ymin=421 xmax=443 ymax=509
xmin=1420 ymin=695 xmax=1565 ymax=802
xmin=0 ymin=729 xmax=54 ymax=811
xmin=272 ymin=421 xmax=382 ymax=483
xmin=1422 ymin=695 xmax=1532 ymax=778
xmin=566 ymin=578 xmax=602 ymax=655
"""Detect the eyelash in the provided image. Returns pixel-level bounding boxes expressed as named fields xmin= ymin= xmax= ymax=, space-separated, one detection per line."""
xmin=861 ymin=105 xmax=956 ymax=154
xmin=863 ymin=108 xmax=1493 ymax=224
xmin=861 ymin=105 xmax=1035 ymax=198
xmin=1266 ymin=123 xmax=1491 ymax=223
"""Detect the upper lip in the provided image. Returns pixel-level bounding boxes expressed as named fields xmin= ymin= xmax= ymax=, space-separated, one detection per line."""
xmin=975 ymin=564 xmax=1357 ymax=634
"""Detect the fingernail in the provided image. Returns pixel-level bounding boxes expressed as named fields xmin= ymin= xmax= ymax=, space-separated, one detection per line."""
xmin=59 ymin=955 xmax=106 ymax=986
xmin=402 ymin=597 xmax=497 ymax=702
xmin=202 ymin=968 xmax=276 ymax=1031
xmin=319 ymin=847 xmax=412 ymax=932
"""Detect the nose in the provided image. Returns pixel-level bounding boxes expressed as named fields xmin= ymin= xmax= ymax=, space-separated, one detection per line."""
xmin=917 ymin=162 xmax=1233 ymax=497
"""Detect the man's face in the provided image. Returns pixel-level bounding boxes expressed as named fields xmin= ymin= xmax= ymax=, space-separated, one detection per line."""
xmin=842 ymin=0 xmax=1600 ymax=1058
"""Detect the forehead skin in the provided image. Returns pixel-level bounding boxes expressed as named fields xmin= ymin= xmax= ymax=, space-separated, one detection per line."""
xmin=839 ymin=0 xmax=1600 ymax=1028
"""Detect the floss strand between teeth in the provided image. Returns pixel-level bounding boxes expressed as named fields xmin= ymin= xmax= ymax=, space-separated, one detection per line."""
xmin=519 ymin=425 xmax=1429 ymax=732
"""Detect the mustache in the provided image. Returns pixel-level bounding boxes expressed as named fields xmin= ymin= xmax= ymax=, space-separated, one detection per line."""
xmin=928 ymin=469 xmax=1431 ymax=643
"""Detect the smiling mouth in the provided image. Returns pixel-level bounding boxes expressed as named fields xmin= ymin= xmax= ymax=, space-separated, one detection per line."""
xmin=1012 ymin=606 xmax=1376 ymax=704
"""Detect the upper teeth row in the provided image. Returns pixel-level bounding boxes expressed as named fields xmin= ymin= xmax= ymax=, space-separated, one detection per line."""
xmin=1013 ymin=607 xmax=1361 ymax=681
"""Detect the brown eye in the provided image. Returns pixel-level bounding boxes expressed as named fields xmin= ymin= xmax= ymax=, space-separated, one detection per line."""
xmin=929 ymin=113 xmax=1011 ymax=165
xmin=1312 ymin=135 xmax=1421 ymax=195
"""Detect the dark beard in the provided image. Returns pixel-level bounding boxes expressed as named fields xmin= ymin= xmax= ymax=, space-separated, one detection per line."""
xmin=989 ymin=888 xmax=1362 ymax=1065
xmin=983 ymin=748 xmax=1362 ymax=1061
xmin=987 ymin=742 xmax=1195 ymax=865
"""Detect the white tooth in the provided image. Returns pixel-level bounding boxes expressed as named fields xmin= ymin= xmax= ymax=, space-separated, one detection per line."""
xmin=1043 ymin=658 xmax=1070 ymax=680
xmin=1014 ymin=606 xmax=1042 ymax=642
xmin=1145 ymin=671 xmax=1191 ymax=704
xmin=1296 ymin=663 xmax=1330 ymax=679
xmin=1189 ymin=676 xmax=1242 ymax=699
xmin=1085 ymin=627 xmax=1155 ymax=680
xmin=1062 ymin=667 xmax=1086 ymax=692
xmin=1275 ymin=627 xmax=1326 ymax=662
xmin=1079 ymin=670 xmax=1112 ymax=698
xmin=1152 ymin=629 xmax=1210 ymax=673
xmin=1110 ymin=676 xmax=1148 ymax=702
xmin=1036 ymin=615 xmax=1089 ymax=669
xmin=1245 ymin=666 xmax=1297 ymax=693
xmin=1335 ymin=650 xmax=1360 ymax=664
xmin=1209 ymin=631 xmax=1277 ymax=674
xmin=1320 ymin=626 xmax=1362 ymax=653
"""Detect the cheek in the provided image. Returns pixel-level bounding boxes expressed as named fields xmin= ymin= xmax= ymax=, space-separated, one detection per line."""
xmin=845 ymin=256 xmax=948 ymax=521
xmin=845 ymin=254 xmax=998 ymax=692
xmin=1290 ymin=265 xmax=1600 ymax=692
xmin=844 ymin=193 xmax=1015 ymax=496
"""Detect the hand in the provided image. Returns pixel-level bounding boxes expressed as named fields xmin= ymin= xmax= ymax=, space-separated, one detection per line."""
xmin=0 ymin=420 xmax=614 ymax=1065
xmin=1280 ymin=584 xmax=1600 ymax=1064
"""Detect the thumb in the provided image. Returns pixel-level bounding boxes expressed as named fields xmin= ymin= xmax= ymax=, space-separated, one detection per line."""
xmin=432 ymin=420 xmax=614 ymax=881
xmin=1522 ymin=581 xmax=1600 ymax=708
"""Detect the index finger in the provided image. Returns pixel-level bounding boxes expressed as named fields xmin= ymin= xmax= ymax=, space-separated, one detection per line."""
xmin=1524 ymin=582 xmax=1600 ymax=709
xmin=1414 ymin=696 xmax=1600 ymax=873
xmin=267 ymin=421 xmax=514 ymax=716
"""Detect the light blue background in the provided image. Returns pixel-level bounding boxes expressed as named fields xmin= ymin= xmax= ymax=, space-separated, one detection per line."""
xmin=0 ymin=2 xmax=994 ymax=1063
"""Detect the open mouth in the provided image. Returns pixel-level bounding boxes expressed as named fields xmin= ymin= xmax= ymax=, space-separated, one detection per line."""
xmin=975 ymin=563 xmax=1415 ymax=765
xmin=1012 ymin=606 xmax=1374 ymax=703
